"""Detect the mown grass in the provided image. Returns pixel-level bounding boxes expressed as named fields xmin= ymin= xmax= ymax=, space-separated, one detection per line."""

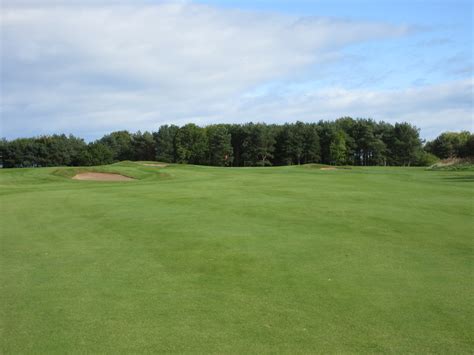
xmin=1 ymin=162 xmax=473 ymax=353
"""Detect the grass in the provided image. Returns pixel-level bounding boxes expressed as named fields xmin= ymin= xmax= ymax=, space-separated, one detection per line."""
xmin=429 ymin=158 xmax=474 ymax=171
xmin=1 ymin=162 xmax=473 ymax=353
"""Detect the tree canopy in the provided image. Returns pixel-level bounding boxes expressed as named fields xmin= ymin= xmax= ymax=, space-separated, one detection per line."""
xmin=1 ymin=118 xmax=472 ymax=168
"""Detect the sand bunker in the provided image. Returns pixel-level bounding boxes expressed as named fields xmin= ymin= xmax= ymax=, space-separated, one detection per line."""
xmin=142 ymin=163 xmax=168 ymax=167
xmin=72 ymin=172 xmax=135 ymax=181
xmin=320 ymin=167 xmax=337 ymax=171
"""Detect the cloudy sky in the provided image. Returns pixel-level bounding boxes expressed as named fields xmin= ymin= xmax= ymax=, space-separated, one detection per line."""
xmin=1 ymin=0 xmax=472 ymax=141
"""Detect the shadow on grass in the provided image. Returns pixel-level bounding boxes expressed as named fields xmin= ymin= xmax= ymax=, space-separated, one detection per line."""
xmin=443 ymin=176 xmax=474 ymax=183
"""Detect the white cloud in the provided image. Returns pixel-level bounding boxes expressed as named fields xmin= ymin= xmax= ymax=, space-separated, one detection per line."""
xmin=231 ymin=78 xmax=474 ymax=139
xmin=0 ymin=1 xmax=470 ymax=140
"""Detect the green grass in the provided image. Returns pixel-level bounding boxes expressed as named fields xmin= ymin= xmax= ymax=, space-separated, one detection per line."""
xmin=1 ymin=162 xmax=473 ymax=353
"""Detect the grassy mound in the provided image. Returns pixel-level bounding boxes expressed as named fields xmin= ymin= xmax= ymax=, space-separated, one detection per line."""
xmin=428 ymin=157 xmax=474 ymax=171
xmin=51 ymin=161 xmax=171 ymax=180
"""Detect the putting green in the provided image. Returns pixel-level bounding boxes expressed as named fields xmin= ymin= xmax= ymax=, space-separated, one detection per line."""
xmin=1 ymin=162 xmax=473 ymax=353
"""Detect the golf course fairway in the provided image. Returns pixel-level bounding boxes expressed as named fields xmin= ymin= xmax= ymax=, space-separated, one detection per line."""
xmin=1 ymin=162 xmax=473 ymax=353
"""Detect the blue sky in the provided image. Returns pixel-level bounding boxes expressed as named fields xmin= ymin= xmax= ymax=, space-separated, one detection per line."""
xmin=197 ymin=0 xmax=472 ymax=85
xmin=1 ymin=0 xmax=472 ymax=141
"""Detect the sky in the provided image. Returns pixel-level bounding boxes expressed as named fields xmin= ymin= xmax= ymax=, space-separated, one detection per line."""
xmin=1 ymin=0 xmax=472 ymax=141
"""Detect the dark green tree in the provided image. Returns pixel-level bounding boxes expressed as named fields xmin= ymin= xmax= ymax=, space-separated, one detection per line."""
xmin=425 ymin=131 xmax=472 ymax=159
xmin=207 ymin=125 xmax=233 ymax=166
xmin=175 ymin=124 xmax=208 ymax=164
xmin=288 ymin=122 xmax=306 ymax=165
xmin=274 ymin=122 xmax=321 ymax=165
xmin=77 ymin=142 xmax=114 ymax=166
xmin=154 ymin=125 xmax=179 ymax=163
xmin=329 ymin=130 xmax=347 ymax=165
xmin=462 ymin=134 xmax=474 ymax=157
xmin=241 ymin=123 xmax=275 ymax=166
xmin=274 ymin=124 xmax=293 ymax=165
xmin=132 ymin=131 xmax=155 ymax=161
xmin=302 ymin=123 xmax=321 ymax=164
xmin=317 ymin=121 xmax=336 ymax=164
xmin=99 ymin=131 xmax=133 ymax=161
xmin=228 ymin=124 xmax=247 ymax=167
xmin=392 ymin=123 xmax=422 ymax=166
xmin=0 ymin=135 xmax=86 ymax=168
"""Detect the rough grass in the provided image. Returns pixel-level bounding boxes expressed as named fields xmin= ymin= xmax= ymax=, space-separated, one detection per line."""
xmin=429 ymin=158 xmax=474 ymax=171
xmin=1 ymin=162 xmax=473 ymax=353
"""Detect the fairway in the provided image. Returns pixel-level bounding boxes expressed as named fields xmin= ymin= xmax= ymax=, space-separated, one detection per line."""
xmin=1 ymin=163 xmax=473 ymax=353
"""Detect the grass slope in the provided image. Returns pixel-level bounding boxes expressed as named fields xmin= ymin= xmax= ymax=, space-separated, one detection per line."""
xmin=1 ymin=162 xmax=473 ymax=353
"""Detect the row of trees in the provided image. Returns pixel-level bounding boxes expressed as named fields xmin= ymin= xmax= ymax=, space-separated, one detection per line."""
xmin=1 ymin=118 xmax=472 ymax=168
xmin=424 ymin=131 xmax=474 ymax=159
xmin=153 ymin=119 xmax=435 ymax=167
xmin=0 ymin=131 xmax=155 ymax=168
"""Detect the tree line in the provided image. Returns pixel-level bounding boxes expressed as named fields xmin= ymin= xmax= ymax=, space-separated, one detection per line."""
xmin=1 ymin=118 xmax=473 ymax=168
